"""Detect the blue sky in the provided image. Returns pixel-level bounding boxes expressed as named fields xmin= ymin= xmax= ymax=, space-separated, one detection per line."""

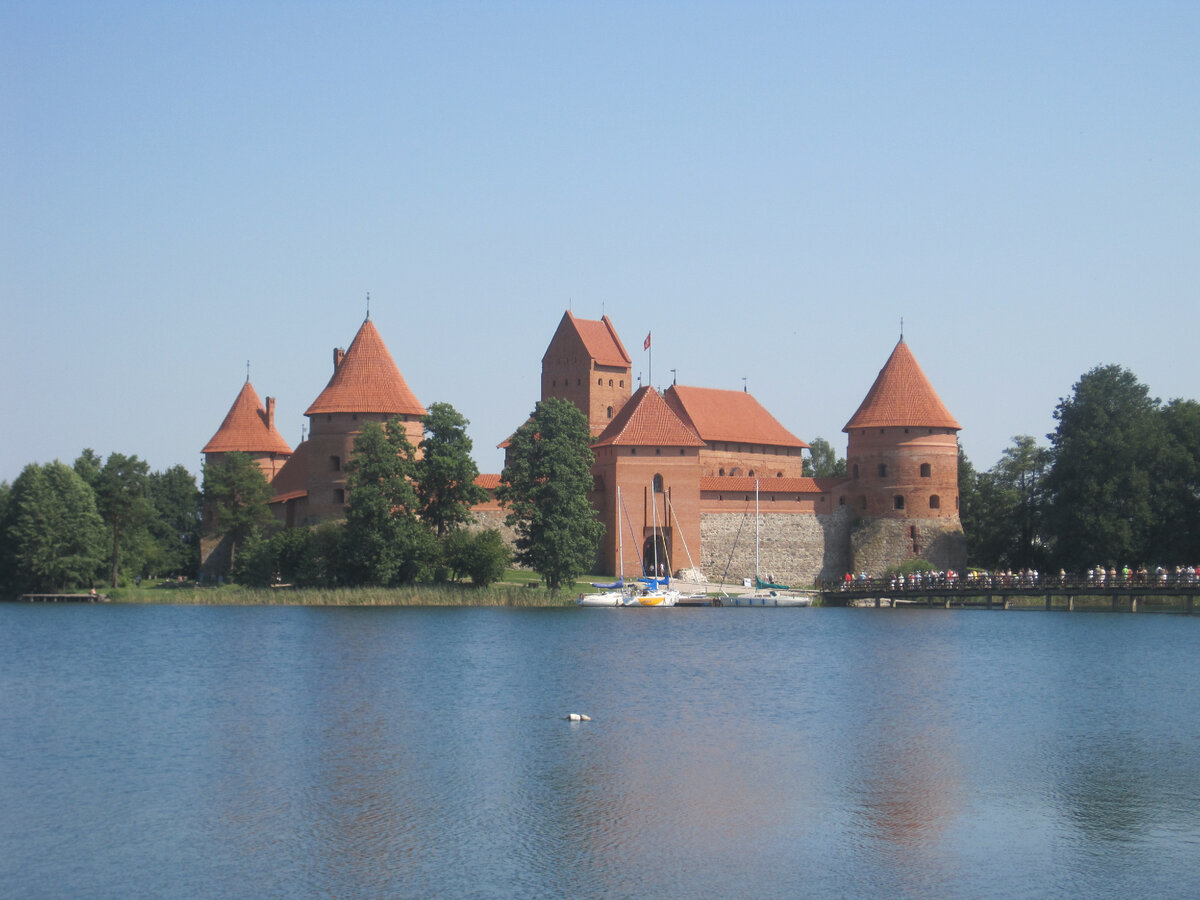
xmin=3 ymin=1 xmax=1198 ymax=484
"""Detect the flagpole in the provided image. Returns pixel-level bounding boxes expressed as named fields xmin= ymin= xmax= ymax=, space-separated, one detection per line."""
xmin=645 ymin=331 xmax=652 ymax=388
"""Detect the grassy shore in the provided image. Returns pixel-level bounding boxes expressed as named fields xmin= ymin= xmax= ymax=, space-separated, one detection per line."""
xmin=105 ymin=570 xmax=599 ymax=607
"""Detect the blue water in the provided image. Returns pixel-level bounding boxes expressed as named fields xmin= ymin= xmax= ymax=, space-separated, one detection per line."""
xmin=2 ymin=604 xmax=1198 ymax=899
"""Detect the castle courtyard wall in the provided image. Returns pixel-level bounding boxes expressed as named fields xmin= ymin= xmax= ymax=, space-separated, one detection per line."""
xmin=699 ymin=506 xmax=854 ymax=587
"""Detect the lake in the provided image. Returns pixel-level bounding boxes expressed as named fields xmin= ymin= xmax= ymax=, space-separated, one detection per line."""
xmin=2 ymin=604 xmax=1198 ymax=898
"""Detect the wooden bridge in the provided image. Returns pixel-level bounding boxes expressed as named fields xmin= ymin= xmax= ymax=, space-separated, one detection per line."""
xmin=820 ymin=578 xmax=1197 ymax=613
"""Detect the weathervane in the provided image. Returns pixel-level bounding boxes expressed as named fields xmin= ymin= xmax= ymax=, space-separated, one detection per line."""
xmin=366 ymin=292 xmax=371 ymax=320
xmin=670 ymin=368 xmax=677 ymax=385
xmin=246 ymin=360 xmax=250 ymax=383
xmin=900 ymin=316 xmax=904 ymax=341
xmin=741 ymin=376 xmax=747 ymax=393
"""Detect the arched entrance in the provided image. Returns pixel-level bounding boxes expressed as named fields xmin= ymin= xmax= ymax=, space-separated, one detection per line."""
xmin=642 ymin=531 xmax=672 ymax=577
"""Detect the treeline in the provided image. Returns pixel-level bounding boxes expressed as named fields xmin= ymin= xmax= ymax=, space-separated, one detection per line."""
xmin=958 ymin=364 xmax=1200 ymax=572
xmin=0 ymin=452 xmax=201 ymax=595
xmin=207 ymin=402 xmax=510 ymax=590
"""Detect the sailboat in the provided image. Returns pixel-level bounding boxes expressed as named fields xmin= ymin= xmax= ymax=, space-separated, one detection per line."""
xmin=727 ymin=480 xmax=813 ymax=607
xmin=577 ymin=487 xmax=633 ymax=607
xmin=630 ymin=483 xmax=679 ymax=607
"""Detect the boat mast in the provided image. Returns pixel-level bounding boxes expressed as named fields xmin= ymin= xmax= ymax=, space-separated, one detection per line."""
xmin=651 ymin=487 xmax=660 ymax=578
xmin=616 ymin=486 xmax=623 ymax=582
xmin=755 ymin=479 xmax=760 ymax=583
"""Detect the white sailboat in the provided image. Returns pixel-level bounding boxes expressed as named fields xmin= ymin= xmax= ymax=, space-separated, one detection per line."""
xmin=577 ymin=487 xmax=632 ymax=607
xmin=726 ymin=480 xmax=813 ymax=607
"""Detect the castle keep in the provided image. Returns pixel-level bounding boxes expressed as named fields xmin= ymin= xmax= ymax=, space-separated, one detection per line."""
xmin=202 ymin=310 xmax=966 ymax=582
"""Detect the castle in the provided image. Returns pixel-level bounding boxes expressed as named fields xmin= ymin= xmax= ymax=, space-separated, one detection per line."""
xmin=201 ymin=311 xmax=966 ymax=582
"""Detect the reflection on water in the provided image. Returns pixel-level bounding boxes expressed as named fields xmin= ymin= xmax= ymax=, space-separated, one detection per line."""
xmin=2 ymin=605 xmax=1199 ymax=898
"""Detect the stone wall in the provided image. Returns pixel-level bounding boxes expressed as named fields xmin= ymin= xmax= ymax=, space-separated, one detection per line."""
xmin=849 ymin=516 xmax=967 ymax=575
xmin=700 ymin=506 xmax=854 ymax=587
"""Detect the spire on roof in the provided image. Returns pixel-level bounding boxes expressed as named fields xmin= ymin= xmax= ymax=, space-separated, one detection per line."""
xmin=203 ymin=380 xmax=293 ymax=455
xmin=843 ymin=339 xmax=961 ymax=432
xmin=305 ymin=318 xmax=426 ymax=417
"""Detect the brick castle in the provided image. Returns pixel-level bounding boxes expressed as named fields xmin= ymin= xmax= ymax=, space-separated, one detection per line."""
xmin=201 ymin=311 xmax=966 ymax=582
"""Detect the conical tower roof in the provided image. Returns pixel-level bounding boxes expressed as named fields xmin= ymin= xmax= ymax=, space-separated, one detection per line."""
xmin=203 ymin=381 xmax=293 ymax=455
xmin=844 ymin=339 xmax=961 ymax=431
xmin=593 ymin=386 xmax=706 ymax=447
xmin=305 ymin=318 xmax=426 ymax=417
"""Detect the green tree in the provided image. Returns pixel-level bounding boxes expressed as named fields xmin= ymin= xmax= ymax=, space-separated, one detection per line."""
xmin=803 ymin=437 xmax=847 ymax=478
xmin=5 ymin=461 xmax=106 ymax=592
xmin=417 ymin=402 xmax=488 ymax=537
xmin=343 ymin=417 xmax=435 ymax=584
xmin=1044 ymin=365 xmax=1162 ymax=570
xmin=1149 ymin=399 xmax=1200 ymax=562
xmin=73 ymin=448 xmax=103 ymax=490
xmin=497 ymin=398 xmax=604 ymax=592
xmin=443 ymin=528 xmax=510 ymax=587
xmin=92 ymin=452 xmax=152 ymax=588
xmin=202 ymin=452 xmax=274 ymax=572
xmin=972 ymin=436 xmax=1050 ymax=569
xmin=146 ymin=465 xmax=202 ymax=577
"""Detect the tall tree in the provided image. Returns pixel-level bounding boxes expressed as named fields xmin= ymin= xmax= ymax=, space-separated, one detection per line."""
xmin=1149 ymin=399 xmax=1200 ymax=562
xmin=147 ymin=465 xmax=202 ymax=576
xmin=416 ymin=402 xmax=487 ymax=536
xmin=93 ymin=452 xmax=152 ymax=588
xmin=497 ymin=398 xmax=604 ymax=592
xmin=343 ymin=417 xmax=434 ymax=585
xmin=1044 ymin=365 xmax=1162 ymax=570
xmin=5 ymin=461 xmax=106 ymax=592
xmin=803 ymin=437 xmax=847 ymax=478
xmin=202 ymin=452 xmax=273 ymax=571
xmin=972 ymin=436 xmax=1051 ymax=569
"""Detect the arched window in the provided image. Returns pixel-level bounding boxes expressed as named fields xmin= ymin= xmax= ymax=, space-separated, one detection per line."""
xmin=330 ymin=455 xmax=341 ymax=471
xmin=839 ymin=496 xmax=846 ymax=506
xmin=878 ymin=463 xmax=888 ymax=477
xmin=607 ymin=406 xmax=613 ymax=418
xmin=597 ymin=378 xmax=602 ymax=386
xmin=920 ymin=463 xmax=931 ymax=478
xmin=719 ymin=468 xmax=725 ymax=476
xmin=608 ymin=379 xmax=613 ymax=387
xmin=894 ymin=495 xmax=905 ymax=510
xmin=653 ymin=473 xmax=664 ymax=493
xmin=748 ymin=470 xmax=755 ymax=477
xmin=930 ymin=495 xmax=941 ymax=509
xmin=730 ymin=467 xmax=742 ymax=477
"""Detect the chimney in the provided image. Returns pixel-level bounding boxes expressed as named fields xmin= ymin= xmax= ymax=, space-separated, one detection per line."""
xmin=333 ymin=347 xmax=346 ymax=371
xmin=265 ymin=396 xmax=276 ymax=430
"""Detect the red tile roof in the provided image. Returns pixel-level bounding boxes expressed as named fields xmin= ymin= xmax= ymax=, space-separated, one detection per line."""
xmin=203 ymin=381 xmax=293 ymax=455
xmin=843 ymin=339 xmax=961 ymax=431
xmin=700 ymin=476 xmax=823 ymax=493
xmin=664 ymin=385 xmax=808 ymax=448
xmin=593 ymin=386 xmax=707 ymax=447
xmin=268 ymin=439 xmax=310 ymax=503
xmin=544 ymin=311 xmax=631 ymax=368
xmin=305 ymin=318 xmax=426 ymax=417
xmin=475 ymin=473 xmax=501 ymax=490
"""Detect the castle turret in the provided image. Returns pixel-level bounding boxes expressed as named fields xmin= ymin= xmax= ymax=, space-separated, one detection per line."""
xmin=303 ymin=317 xmax=426 ymax=522
xmin=202 ymin=380 xmax=292 ymax=481
xmin=541 ymin=311 xmax=632 ymax=437
xmin=842 ymin=338 xmax=965 ymax=571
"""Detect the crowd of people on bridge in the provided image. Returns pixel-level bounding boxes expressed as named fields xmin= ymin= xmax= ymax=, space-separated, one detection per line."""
xmin=833 ymin=564 xmax=1200 ymax=592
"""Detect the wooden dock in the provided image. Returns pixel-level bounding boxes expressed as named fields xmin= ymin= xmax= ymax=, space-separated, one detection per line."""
xmin=12 ymin=593 xmax=110 ymax=603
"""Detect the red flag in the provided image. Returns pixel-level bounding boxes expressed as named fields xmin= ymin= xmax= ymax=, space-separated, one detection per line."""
xmin=643 ymin=332 xmax=651 ymax=351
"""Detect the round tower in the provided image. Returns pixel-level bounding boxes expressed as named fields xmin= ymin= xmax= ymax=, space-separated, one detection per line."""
xmin=842 ymin=338 xmax=964 ymax=570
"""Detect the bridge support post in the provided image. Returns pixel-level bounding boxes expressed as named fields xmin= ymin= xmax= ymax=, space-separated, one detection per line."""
xmin=1068 ymin=595 xmax=1075 ymax=612
xmin=985 ymin=594 xmax=992 ymax=609
xmin=1131 ymin=596 xmax=1139 ymax=613
xmin=1002 ymin=595 xmax=1010 ymax=610
xmin=1045 ymin=594 xmax=1052 ymax=611
xmin=1187 ymin=595 xmax=1194 ymax=615
xmin=1112 ymin=595 xmax=1120 ymax=612
xmin=944 ymin=596 xmax=951 ymax=609
xmin=874 ymin=595 xmax=880 ymax=608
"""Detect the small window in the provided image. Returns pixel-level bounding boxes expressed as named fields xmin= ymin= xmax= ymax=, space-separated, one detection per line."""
xmin=878 ymin=464 xmax=888 ymax=477
xmin=748 ymin=470 xmax=755 ymax=477
xmin=619 ymin=380 xmax=624 ymax=387
xmin=839 ymin=496 xmax=846 ymax=506
xmin=894 ymin=495 xmax=905 ymax=510
xmin=859 ymin=496 xmax=866 ymax=509
xmin=631 ymin=448 xmax=637 ymax=455
xmin=719 ymin=468 xmax=725 ymax=476
xmin=852 ymin=464 xmax=859 ymax=479
xmin=653 ymin=474 xmax=664 ymax=493
xmin=920 ymin=463 xmax=931 ymax=478
xmin=930 ymin=495 xmax=941 ymax=509
xmin=330 ymin=455 xmax=341 ymax=471
xmin=597 ymin=378 xmax=602 ymax=386
xmin=577 ymin=379 xmax=581 ymax=386
xmin=608 ymin=379 xmax=613 ymax=387
xmin=607 ymin=406 xmax=613 ymax=418
xmin=334 ymin=488 xmax=345 ymax=504
xmin=655 ymin=448 xmax=661 ymax=455
xmin=679 ymin=448 xmax=685 ymax=455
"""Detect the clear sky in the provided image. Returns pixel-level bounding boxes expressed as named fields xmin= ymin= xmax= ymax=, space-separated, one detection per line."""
xmin=3 ymin=1 xmax=1197 ymax=484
